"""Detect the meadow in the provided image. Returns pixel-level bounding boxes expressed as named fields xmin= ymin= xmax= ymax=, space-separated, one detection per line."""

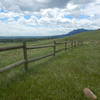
xmin=0 ymin=30 xmax=100 ymax=100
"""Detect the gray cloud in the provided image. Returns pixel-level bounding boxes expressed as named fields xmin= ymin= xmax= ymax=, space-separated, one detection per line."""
xmin=72 ymin=0 xmax=95 ymax=4
xmin=0 ymin=0 xmax=95 ymax=12
xmin=0 ymin=0 xmax=99 ymax=36
xmin=0 ymin=0 xmax=69 ymax=11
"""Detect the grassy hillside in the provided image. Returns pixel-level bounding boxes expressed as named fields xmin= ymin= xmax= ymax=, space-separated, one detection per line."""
xmin=65 ymin=30 xmax=100 ymax=41
xmin=0 ymin=30 xmax=100 ymax=100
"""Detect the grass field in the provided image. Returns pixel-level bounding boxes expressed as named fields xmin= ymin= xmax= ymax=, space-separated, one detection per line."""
xmin=0 ymin=30 xmax=100 ymax=100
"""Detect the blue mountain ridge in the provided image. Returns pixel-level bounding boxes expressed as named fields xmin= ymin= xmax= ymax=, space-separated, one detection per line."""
xmin=51 ymin=28 xmax=91 ymax=38
xmin=0 ymin=28 xmax=94 ymax=39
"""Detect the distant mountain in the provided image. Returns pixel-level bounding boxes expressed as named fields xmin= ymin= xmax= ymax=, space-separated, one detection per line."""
xmin=48 ymin=29 xmax=92 ymax=38
xmin=0 ymin=28 xmax=94 ymax=41
xmin=0 ymin=36 xmax=43 ymax=39
xmin=64 ymin=29 xmax=91 ymax=36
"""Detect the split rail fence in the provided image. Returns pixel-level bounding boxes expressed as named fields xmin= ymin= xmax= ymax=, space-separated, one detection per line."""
xmin=0 ymin=40 xmax=83 ymax=73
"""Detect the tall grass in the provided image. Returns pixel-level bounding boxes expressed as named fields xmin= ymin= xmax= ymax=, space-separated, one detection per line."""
xmin=0 ymin=30 xmax=100 ymax=100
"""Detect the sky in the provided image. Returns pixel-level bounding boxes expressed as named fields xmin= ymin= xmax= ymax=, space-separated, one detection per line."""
xmin=0 ymin=0 xmax=100 ymax=36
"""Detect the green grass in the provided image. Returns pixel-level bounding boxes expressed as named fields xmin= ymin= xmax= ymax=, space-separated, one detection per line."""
xmin=64 ymin=30 xmax=100 ymax=41
xmin=0 ymin=30 xmax=100 ymax=100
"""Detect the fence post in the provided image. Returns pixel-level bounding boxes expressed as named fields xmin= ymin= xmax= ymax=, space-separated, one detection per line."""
xmin=65 ymin=41 xmax=67 ymax=51
xmin=53 ymin=40 xmax=56 ymax=56
xmin=74 ymin=41 xmax=76 ymax=47
xmin=69 ymin=40 xmax=71 ymax=49
xmin=78 ymin=41 xmax=80 ymax=46
xmin=76 ymin=41 xmax=78 ymax=47
xmin=71 ymin=40 xmax=73 ymax=48
xmin=23 ymin=42 xmax=28 ymax=71
xmin=73 ymin=40 xmax=75 ymax=48
xmin=79 ymin=41 xmax=82 ymax=46
xmin=81 ymin=41 xmax=83 ymax=46
xmin=67 ymin=40 xmax=69 ymax=51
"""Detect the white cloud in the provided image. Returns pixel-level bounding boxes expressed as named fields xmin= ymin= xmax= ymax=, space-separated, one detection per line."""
xmin=0 ymin=12 xmax=23 ymax=18
xmin=17 ymin=16 xmax=38 ymax=25
xmin=0 ymin=0 xmax=69 ymax=12
xmin=0 ymin=22 xmax=70 ymax=36
xmin=66 ymin=3 xmax=78 ymax=10
xmin=0 ymin=0 xmax=100 ymax=36
xmin=36 ymin=0 xmax=51 ymax=3
xmin=70 ymin=0 xmax=95 ymax=5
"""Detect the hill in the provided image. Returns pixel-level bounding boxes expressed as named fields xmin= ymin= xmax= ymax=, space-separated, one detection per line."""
xmin=65 ymin=29 xmax=100 ymax=41
xmin=65 ymin=28 xmax=90 ymax=36
xmin=0 ymin=28 xmax=93 ymax=41
xmin=44 ymin=28 xmax=92 ymax=38
xmin=0 ymin=30 xmax=100 ymax=100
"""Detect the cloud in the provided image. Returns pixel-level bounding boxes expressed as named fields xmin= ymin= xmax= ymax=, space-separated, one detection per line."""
xmin=36 ymin=0 xmax=51 ymax=3
xmin=66 ymin=3 xmax=78 ymax=10
xmin=70 ymin=0 xmax=95 ymax=5
xmin=0 ymin=0 xmax=69 ymax=12
xmin=0 ymin=0 xmax=96 ymax=12
xmin=0 ymin=11 xmax=23 ymax=18
xmin=83 ymin=0 xmax=100 ymax=17
xmin=0 ymin=22 xmax=71 ymax=36
xmin=0 ymin=0 xmax=100 ymax=36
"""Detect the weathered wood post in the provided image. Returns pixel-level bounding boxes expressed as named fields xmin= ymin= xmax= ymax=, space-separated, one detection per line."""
xmin=74 ymin=40 xmax=77 ymax=47
xmin=67 ymin=40 xmax=70 ymax=51
xmin=69 ymin=40 xmax=71 ymax=49
xmin=81 ymin=41 xmax=83 ymax=46
xmin=73 ymin=40 xmax=75 ymax=48
xmin=73 ymin=40 xmax=75 ymax=47
xmin=53 ymin=40 xmax=56 ymax=56
xmin=71 ymin=40 xmax=73 ymax=48
xmin=79 ymin=41 xmax=82 ymax=46
xmin=23 ymin=42 xmax=28 ymax=71
xmin=76 ymin=40 xmax=78 ymax=47
xmin=78 ymin=41 xmax=80 ymax=46
xmin=65 ymin=41 xmax=67 ymax=51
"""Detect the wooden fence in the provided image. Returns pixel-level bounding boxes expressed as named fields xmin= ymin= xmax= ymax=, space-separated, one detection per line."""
xmin=0 ymin=40 xmax=83 ymax=73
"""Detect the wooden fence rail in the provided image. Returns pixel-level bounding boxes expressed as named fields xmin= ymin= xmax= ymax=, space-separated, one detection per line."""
xmin=0 ymin=45 xmax=23 ymax=52
xmin=27 ymin=45 xmax=54 ymax=49
xmin=0 ymin=60 xmax=25 ymax=72
xmin=0 ymin=40 xmax=83 ymax=73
